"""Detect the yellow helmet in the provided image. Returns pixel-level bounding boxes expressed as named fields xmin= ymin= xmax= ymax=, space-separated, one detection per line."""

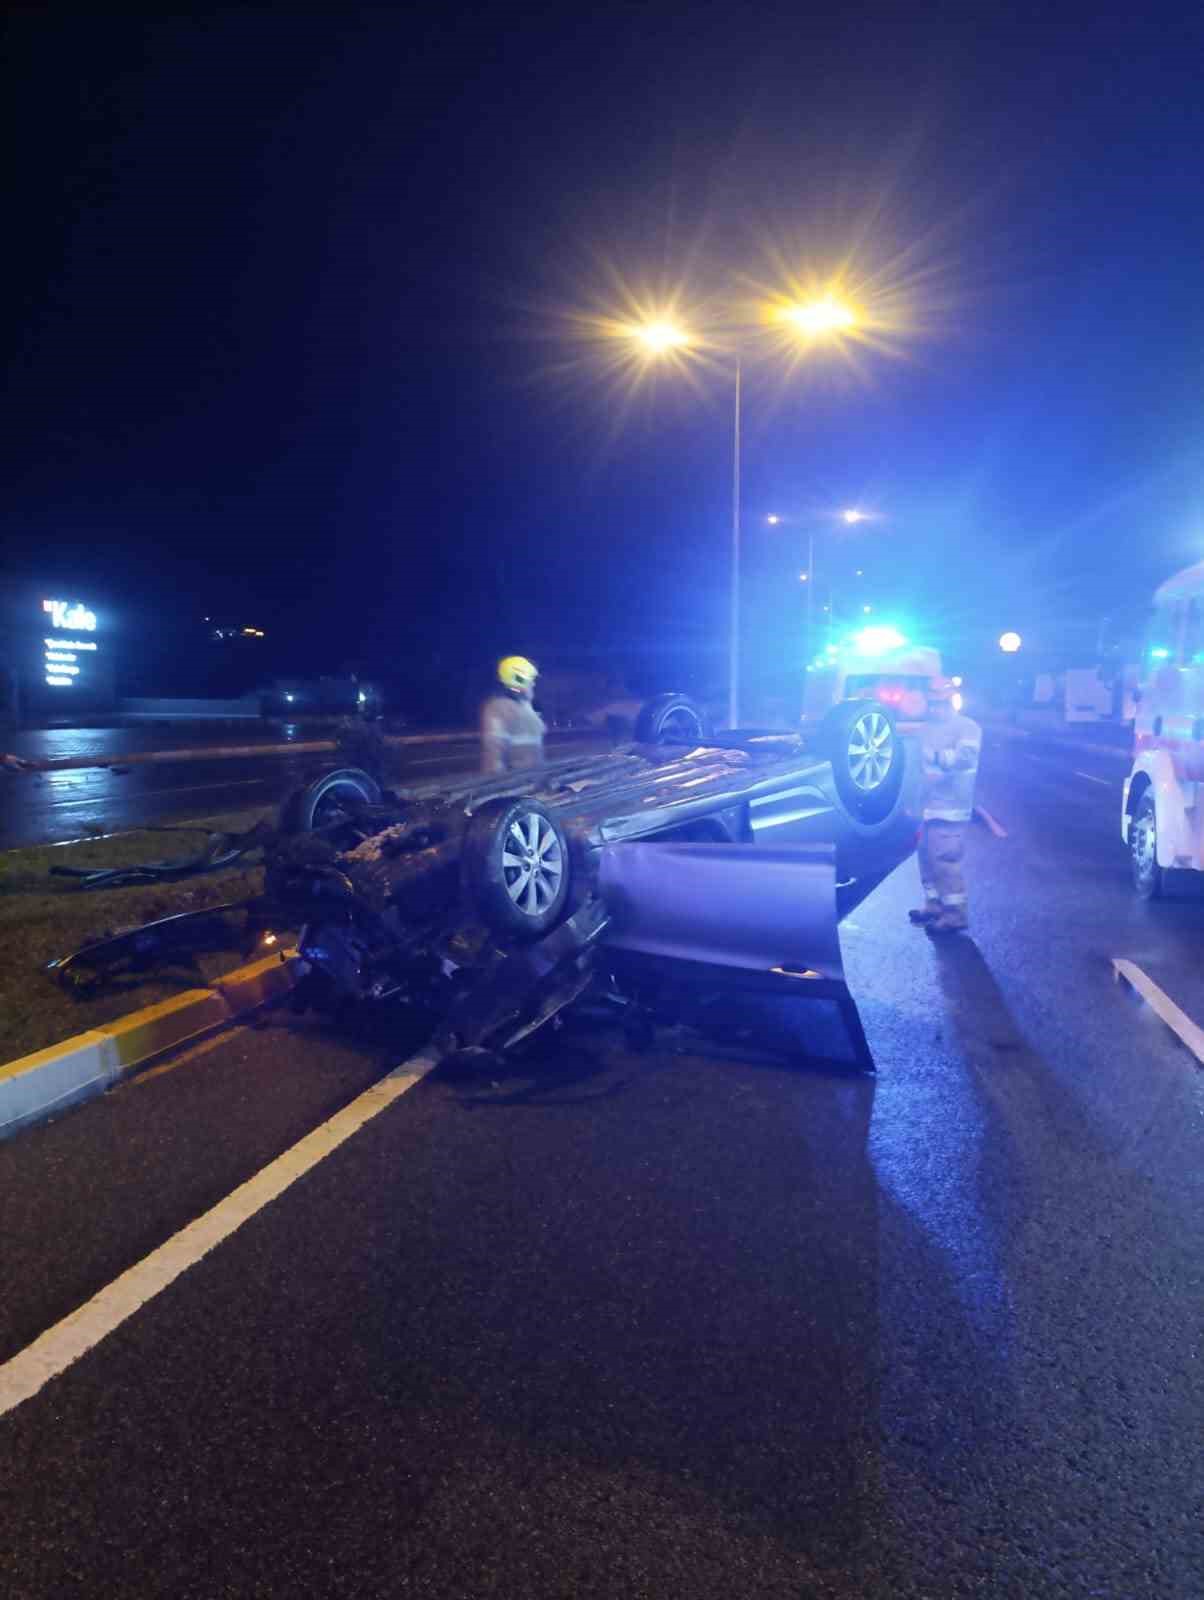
xmin=498 ymin=655 xmax=538 ymax=693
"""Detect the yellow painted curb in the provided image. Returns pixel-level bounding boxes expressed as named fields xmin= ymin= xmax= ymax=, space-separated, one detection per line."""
xmin=0 ymin=950 xmax=299 ymax=1142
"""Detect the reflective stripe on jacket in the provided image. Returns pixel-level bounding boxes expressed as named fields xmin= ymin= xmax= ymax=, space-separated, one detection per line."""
xmin=920 ymin=713 xmax=981 ymax=822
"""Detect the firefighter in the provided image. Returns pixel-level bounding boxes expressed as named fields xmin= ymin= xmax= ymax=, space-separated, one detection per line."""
xmin=909 ymin=676 xmax=981 ymax=935
xmin=480 ymin=655 xmax=546 ymax=775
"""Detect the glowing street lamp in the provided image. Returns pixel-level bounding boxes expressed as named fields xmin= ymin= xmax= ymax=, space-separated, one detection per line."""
xmin=999 ymin=631 xmax=1022 ymax=654
xmin=618 ymin=294 xmax=859 ymax=726
xmin=628 ymin=319 xmax=691 ymax=354
xmin=780 ymin=297 xmax=857 ymax=338
xmin=842 ymin=508 xmax=867 ymax=525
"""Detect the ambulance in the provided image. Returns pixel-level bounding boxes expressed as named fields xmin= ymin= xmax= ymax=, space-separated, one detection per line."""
xmin=801 ymin=627 xmax=956 ymax=732
xmin=1122 ymin=561 xmax=1204 ymax=896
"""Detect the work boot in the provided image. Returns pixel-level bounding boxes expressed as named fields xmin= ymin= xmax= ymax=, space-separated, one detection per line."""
xmin=909 ymin=904 xmax=942 ymax=925
xmin=926 ymin=909 xmax=968 ymax=936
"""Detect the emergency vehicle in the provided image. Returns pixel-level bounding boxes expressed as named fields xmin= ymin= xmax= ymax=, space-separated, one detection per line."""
xmin=1122 ymin=561 xmax=1204 ymax=896
xmin=801 ymin=629 xmax=957 ymax=730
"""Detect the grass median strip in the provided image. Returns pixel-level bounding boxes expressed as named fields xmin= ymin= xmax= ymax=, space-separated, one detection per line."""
xmin=0 ymin=807 xmax=294 ymax=1061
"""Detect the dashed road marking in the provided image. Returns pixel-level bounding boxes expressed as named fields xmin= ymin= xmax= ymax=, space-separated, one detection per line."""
xmin=0 ymin=1050 xmax=440 ymax=1421
xmin=1075 ymin=770 xmax=1112 ymax=786
xmin=1112 ymin=959 xmax=1204 ymax=1067
xmin=974 ymin=804 xmax=1008 ymax=839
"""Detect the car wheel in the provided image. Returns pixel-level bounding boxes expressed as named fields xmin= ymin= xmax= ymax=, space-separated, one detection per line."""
xmin=462 ymin=796 xmax=571 ymax=939
xmin=822 ymin=699 xmax=904 ymax=823
xmin=635 ymin=693 xmax=712 ymax=745
xmin=279 ymin=767 xmax=382 ymax=834
xmin=1130 ymin=790 xmax=1163 ymax=899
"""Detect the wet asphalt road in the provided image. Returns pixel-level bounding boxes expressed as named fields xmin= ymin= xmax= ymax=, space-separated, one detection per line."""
xmin=1 ymin=727 xmax=1201 ymax=1597
xmin=0 ymin=727 xmax=600 ymax=849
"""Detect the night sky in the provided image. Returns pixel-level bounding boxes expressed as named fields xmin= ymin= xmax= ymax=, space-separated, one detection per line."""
xmin=6 ymin=3 xmax=1204 ymax=694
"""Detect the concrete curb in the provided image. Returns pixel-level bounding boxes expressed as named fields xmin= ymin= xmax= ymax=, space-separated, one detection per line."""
xmin=0 ymin=950 xmax=299 ymax=1143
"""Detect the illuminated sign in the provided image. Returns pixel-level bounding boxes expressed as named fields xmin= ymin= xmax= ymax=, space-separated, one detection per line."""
xmin=40 ymin=600 xmax=99 ymax=689
xmin=43 ymin=599 xmax=97 ymax=632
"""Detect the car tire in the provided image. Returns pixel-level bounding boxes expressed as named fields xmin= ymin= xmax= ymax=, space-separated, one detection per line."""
xmin=822 ymin=699 xmax=904 ymax=823
xmin=1130 ymin=790 xmax=1163 ymax=899
xmin=462 ymin=796 xmax=571 ymax=939
xmin=279 ymin=767 xmax=382 ymax=834
xmin=635 ymin=693 xmax=712 ymax=745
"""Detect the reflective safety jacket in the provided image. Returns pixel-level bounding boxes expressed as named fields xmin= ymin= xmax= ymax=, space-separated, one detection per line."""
xmin=480 ymin=692 xmax=546 ymax=775
xmin=920 ymin=712 xmax=981 ymax=822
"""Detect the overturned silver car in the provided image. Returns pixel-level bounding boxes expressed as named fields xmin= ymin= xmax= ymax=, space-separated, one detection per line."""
xmin=269 ymin=695 xmax=921 ymax=1071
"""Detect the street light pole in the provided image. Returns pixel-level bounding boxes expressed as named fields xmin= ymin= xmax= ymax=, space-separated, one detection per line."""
xmin=730 ymin=360 xmax=742 ymax=729
xmin=806 ymin=527 xmax=814 ymax=656
xmin=619 ymin=299 xmax=860 ymax=730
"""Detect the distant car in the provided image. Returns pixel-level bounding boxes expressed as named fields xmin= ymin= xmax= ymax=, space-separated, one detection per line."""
xmin=260 ymin=675 xmax=383 ymax=721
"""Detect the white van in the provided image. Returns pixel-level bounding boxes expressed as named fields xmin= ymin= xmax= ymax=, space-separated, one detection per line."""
xmin=801 ymin=633 xmax=949 ymax=732
xmin=1122 ymin=561 xmax=1204 ymax=896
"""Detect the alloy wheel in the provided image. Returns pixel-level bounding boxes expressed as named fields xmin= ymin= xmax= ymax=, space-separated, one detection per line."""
xmin=847 ymin=710 xmax=894 ymax=791
xmin=502 ymin=811 xmax=566 ymax=916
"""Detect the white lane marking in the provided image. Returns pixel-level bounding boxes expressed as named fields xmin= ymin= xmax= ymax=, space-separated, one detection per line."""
xmin=44 ymin=778 xmax=272 ymax=809
xmin=1074 ymin=770 xmax=1112 ymax=786
xmin=0 ymin=1051 xmax=440 ymax=1421
xmin=1112 ymin=959 xmax=1204 ymax=1066
xmin=973 ymin=804 xmax=1008 ymax=839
